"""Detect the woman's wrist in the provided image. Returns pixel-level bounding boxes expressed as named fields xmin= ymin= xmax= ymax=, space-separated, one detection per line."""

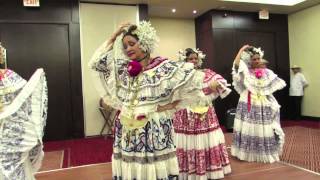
xmin=110 ymin=33 xmax=118 ymax=42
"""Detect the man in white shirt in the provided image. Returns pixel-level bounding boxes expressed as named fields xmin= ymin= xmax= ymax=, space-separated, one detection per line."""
xmin=289 ymin=65 xmax=308 ymax=120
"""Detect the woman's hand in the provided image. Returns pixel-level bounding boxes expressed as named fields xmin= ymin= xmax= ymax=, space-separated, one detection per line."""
xmin=209 ymin=81 xmax=221 ymax=91
xmin=111 ymin=22 xmax=131 ymax=41
xmin=234 ymin=44 xmax=250 ymax=66
xmin=240 ymin=44 xmax=250 ymax=52
xmin=106 ymin=22 xmax=131 ymax=47
xmin=157 ymin=100 xmax=180 ymax=112
xmin=171 ymin=100 xmax=180 ymax=109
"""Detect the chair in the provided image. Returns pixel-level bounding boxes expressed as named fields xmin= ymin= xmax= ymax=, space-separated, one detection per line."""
xmin=99 ymin=98 xmax=117 ymax=137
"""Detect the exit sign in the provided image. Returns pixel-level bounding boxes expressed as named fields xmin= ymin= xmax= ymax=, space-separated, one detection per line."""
xmin=23 ymin=0 xmax=40 ymax=7
xmin=259 ymin=9 xmax=269 ymax=20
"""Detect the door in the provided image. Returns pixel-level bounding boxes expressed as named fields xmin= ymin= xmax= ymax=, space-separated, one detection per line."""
xmin=0 ymin=23 xmax=72 ymax=141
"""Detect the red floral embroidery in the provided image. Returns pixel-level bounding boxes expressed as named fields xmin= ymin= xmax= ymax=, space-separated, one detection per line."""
xmin=176 ymin=145 xmax=230 ymax=175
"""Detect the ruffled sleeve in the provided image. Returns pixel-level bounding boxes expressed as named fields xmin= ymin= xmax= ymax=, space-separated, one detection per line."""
xmin=89 ymin=41 xmax=207 ymax=117
xmin=123 ymin=60 xmax=206 ymax=114
xmin=244 ymin=69 xmax=286 ymax=95
xmin=0 ymin=69 xmax=27 ymax=92
xmin=0 ymin=69 xmax=47 ymax=180
xmin=88 ymin=41 xmax=128 ymax=110
xmin=232 ymin=60 xmax=248 ymax=94
xmin=171 ymin=64 xmax=206 ymax=110
xmin=202 ymin=69 xmax=231 ymax=101
xmin=0 ymin=69 xmax=27 ymax=108
xmin=232 ymin=60 xmax=286 ymax=95
xmin=112 ymin=60 xmax=206 ymax=130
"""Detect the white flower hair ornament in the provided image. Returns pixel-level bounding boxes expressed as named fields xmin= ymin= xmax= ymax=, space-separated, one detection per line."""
xmin=240 ymin=46 xmax=264 ymax=67
xmin=0 ymin=43 xmax=6 ymax=65
xmin=177 ymin=48 xmax=206 ymax=67
xmin=130 ymin=21 xmax=159 ymax=54
xmin=196 ymin=48 xmax=206 ymax=66
xmin=177 ymin=49 xmax=187 ymax=61
xmin=252 ymin=47 xmax=264 ymax=58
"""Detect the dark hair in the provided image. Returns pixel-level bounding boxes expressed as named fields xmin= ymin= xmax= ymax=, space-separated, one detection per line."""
xmin=122 ymin=25 xmax=139 ymax=41
xmin=185 ymin=48 xmax=198 ymax=60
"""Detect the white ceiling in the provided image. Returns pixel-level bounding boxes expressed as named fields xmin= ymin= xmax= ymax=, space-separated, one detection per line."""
xmin=81 ymin=0 xmax=320 ymax=19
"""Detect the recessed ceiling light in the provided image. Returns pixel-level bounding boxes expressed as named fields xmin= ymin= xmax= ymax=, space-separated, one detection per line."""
xmin=193 ymin=10 xmax=197 ymax=14
xmin=220 ymin=0 xmax=305 ymax=6
xmin=172 ymin=8 xmax=176 ymax=13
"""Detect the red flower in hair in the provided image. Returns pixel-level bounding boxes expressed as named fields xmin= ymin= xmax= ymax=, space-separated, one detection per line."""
xmin=127 ymin=60 xmax=142 ymax=77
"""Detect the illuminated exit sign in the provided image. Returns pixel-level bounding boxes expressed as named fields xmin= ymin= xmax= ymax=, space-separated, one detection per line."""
xmin=23 ymin=0 xmax=40 ymax=7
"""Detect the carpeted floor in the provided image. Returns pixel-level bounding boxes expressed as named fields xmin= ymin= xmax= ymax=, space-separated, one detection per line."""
xmin=42 ymin=120 xmax=319 ymax=173
xmin=225 ymin=125 xmax=320 ymax=173
xmin=43 ymin=136 xmax=113 ymax=168
xmin=280 ymin=126 xmax=320 ymax=173
xmin=280 ymin=119 xmax=320 ymax=129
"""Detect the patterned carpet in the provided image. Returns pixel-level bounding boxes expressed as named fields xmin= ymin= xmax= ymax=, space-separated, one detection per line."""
xmin=224 ymin=126 xmax=320 ymax=173
xmin=280 ymin=126 xmax=320 ymax=173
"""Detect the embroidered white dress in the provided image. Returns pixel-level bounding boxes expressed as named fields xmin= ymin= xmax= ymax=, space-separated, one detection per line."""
xmin=231 ymin=60 xmax=286 ymax=163
xmin=173 ymin=69 xmax=232 ymax=180
xmin=89 ymin=42 xmax=206 ymax=180
xmin=0 ymin=69 xmax=48 ymax=180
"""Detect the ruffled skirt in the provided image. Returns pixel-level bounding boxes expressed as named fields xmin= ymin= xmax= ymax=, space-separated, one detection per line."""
xmin=112 ymin=111 xmax=179 ymax=180
xmin=173 ymin=108 xmax=231 ymax=180
xmin=231 ymin=94 xmax=285 ymax=163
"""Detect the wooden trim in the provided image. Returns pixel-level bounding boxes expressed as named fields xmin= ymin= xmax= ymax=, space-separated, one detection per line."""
xmin=301 ymin=116 xmax=320 ymax=121
xmin=0 ymin=21 xmax=70 ymax=25
xmin=80 ymin=1 xmax=137 ymax=6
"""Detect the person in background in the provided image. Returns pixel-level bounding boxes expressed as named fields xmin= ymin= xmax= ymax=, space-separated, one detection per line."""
xmin=289 ymin=65 xmax=308 ymax=120
xmin=173 ymin=48 xmax=231 ymax=180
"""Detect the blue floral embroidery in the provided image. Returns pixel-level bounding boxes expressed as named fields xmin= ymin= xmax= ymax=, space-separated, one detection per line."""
xmin=0 ymin=99 xmax=30 ymax=179
xmin=92 ymin=53 xmax=195 ymax=105
xmin=114 ymin=118 xmax=174 ymax=153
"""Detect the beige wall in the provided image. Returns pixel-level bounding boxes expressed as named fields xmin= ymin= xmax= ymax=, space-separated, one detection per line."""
xmin=80 ymin=3 xmax=138 ymax=136
xmin=150 ymin=17 xmax=196 ymax=60
xmin=288 ymin=4 xmax=320 ymax=117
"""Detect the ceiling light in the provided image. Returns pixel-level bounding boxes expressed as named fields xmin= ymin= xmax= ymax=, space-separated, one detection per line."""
xmin=172 ymin=8 xmax=176 ymax=13
xmin=193 ymin=10 xmax=197 ymax=14
xmin=220 ymin=0 xmax=305 ymax=6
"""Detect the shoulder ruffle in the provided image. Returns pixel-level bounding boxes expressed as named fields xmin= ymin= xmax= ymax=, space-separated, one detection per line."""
xmin=117 ymin=60 xmax=201 ymax=106
xmin=89 ymin=41 xmax=205 ymax=112
xmin=0 ymin=69 xmax=27 ymax=95
xmin=232 ymin=60 xmax=286 ymax=95
xmin=0 ymin=69 xmax=47 ymax=179
xmin=202 ymin=69 xmax=231 ymax=100
xmin=244 ymin=69 xmax=286 ymax=95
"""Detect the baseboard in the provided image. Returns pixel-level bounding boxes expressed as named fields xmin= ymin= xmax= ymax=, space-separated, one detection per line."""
xmin=301 ymin=116 xmax=320 ymax=121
